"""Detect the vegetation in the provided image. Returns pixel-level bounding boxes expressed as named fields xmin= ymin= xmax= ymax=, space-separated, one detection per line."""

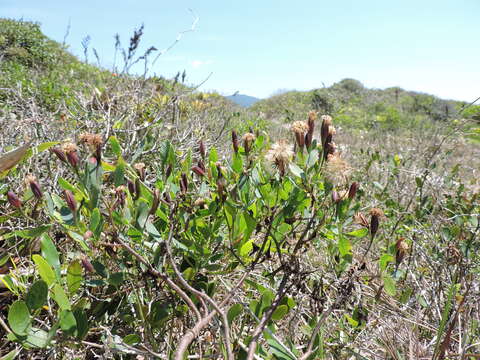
xmin=1 ymin=19 xmax=480 ymax=360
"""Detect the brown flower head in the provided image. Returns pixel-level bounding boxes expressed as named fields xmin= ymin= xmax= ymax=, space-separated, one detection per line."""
xmin=348 ymin=182 xmax=360 ymax=200
xmin=395 ymin=237 xmax=409 ymax=265
xmin=291 ymin=121 xmax=309 ymax=149
xmin=265 ymin=140 xmax=294 ymax=176
xmin=354 ymin=212 xmax=369 ymax=228
xmin=325 ymin=154 xmax=351 ymax=186
xmin=242 ymin=132 xmax=256 ymax=154
xmin=62 ymin=142 xmax=80 ymax=168
xmin=134 ymin=163 xmax=146 ymax=181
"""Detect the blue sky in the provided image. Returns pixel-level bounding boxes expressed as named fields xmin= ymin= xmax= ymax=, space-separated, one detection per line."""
xmin=2 ymin=0 xmax=479 ymax=101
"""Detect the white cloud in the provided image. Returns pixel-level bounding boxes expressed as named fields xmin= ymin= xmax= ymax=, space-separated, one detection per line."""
xmin=191 ymin=60 xmax=213 ymax=68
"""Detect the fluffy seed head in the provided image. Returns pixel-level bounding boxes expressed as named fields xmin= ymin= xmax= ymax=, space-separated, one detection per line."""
xmin=266 ymin=140 xmax=294 ymax=176
xmin=325 ymin=154 xmax=351 ymax=186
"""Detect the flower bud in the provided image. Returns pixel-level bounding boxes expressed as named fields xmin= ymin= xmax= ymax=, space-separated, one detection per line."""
xmin=199 ymin=140 xmax=206 ymax=159
xmin=127 ymin=179 xmax=136 ymax=196
xmin=395 ymin=237 xmax=409 ymax=265
xmin=192 ymin=165 xmax=206 ymax=177
xmin=320 ymin=115 xmax=333 ymax=147
xmin=231 ymin=130 xmax=239 ymax=153
xmin=348 ymin=182 xmax=359 ymax=200
xmin=7 ymin=190 xmax=22 ymax=208
xmin=134 ymin=163 xmax=146 ymax=181
xmin=369 ymin=208 xmax=384 ymax=238
xmin=83 ymin=230 xmax=94 ymax=240
xmin=332 ymin=190 xmax=340 ymax=203
xmin=150 ymin=189 xmax=160 ymax=215
xmin=49 ymin=147 xmax=67 ymax=163
xmin=165 ymin=164 xmax=173 ymax=178
xmin=64 ymin=190 xmax=77 ymax=213
xmin=25 ymin=175 xmax=42 ymax=199
xmin=81 ymin=257 xmax=95 ymax=273
xmin=180 ymin=173 xmax=188 ymax=194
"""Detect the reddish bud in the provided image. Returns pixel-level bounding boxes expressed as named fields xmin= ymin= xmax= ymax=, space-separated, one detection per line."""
xmin=180 ymin=173 xmax=188 ymax=194
xmin=81 ymin=257 xmax=95 ymax=273
xmin=165 ymin=164 xmax=173 ymax=178
xmin=66 ymin=150 xmax=80 ymax=168
xmin=150 ymin=189 xmax=160 ymax=215
xmin=192 ymin=165 xmax=206 ymax=177
xmin=332 ymin=190 xmax=340 ymax=203
xmin=49 ymin=147 xmax=67 ymax=163
xmin=127 ymin=179 xmax=136 ymax=196
xmin=231 ymin=130 xmax=239 ymax=153
xmin=7 ymin=190 xmax=22 ymax=208
xmin=25 ymin=175 xmax=42 ymax=199
xmin=348 ymin=182 xmax=359 ymax=200
xmin=199 ymin=140 xmax=206 ymax=159
xmin=64 ymin=190 xmax=77 ymax=213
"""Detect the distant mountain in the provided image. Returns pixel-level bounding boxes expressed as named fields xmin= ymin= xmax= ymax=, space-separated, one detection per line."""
xmin=227 ymin=94 xmax=260 ymax=107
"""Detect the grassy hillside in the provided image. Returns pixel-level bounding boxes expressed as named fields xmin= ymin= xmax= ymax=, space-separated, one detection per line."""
xmin=251 ymin=78 xmax=476 ymax=130
xmin=1 ymin=19 xmax=480 ymax=360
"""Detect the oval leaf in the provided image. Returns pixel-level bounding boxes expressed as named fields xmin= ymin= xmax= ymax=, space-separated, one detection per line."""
xmin=67 ymin=260 xmax=83 ymax=295
xmin=26 ymin=280 xmax=48 ymax=311
xmin=8 ymin=301 xmax=31 ymax=336
xmin=32 ymin=255 xmax=56 ymax=286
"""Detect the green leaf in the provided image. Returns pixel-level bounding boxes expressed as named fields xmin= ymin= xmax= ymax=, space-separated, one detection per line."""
xmin=379 ymin=254 xmax=394 ymax=271
xmin=32 ymin=255 xmax=56 ymax=286
xmin=8 ymin=301 xmax=31 ymax=336
xmin=53 ymin=284 xmax=71 ymax=310
xmin=67 ymin=260 xmax=83 ymax=295
xmin=346 ymin=228 xmax=369 ymax=238
xmin=108 ymin=136 xmax=122 ymax=157
xmin=306 ymin=149 xmax=319 ymax=169
xmin=345 ymin=314 xmax=359 ymax=327
xmin=26 ymin=280 xmax=48 ymax=311
xmin=113 ymin=157 xmax=126 ymax=186
xmin=267 ymin=337 xmax=296 ymax=360
xmin=338 ymin=235 xmax=352 ymax=257
xmin=271 ymin=305 xmax=289 ymax=321
xmin=123 ymin=334 xmax=141 ymax=345
xmin=40 ymin=234 xmax=60 ymax=278
xmin=59 ymin=310 xmax=77 ymax=334
xmin=24 ymin=327 xmax=49 ymax=348
xmin=239 ymin=240 xmax=253 ymax=257
xmin=89 ymin=208 xmax=102 ymax=237
xmin=382 ymin=273 xmax=396 ymax=296
xmin=289 ymin=163 xmax=304 ymax=178
xmin=232 ymin=153 xmax=243 ymax=173
xmin=58 ymin=177 xmax=77 ymax=192
xmin=227 ymin=303 xmax=243 ymax=325
xmin=0 ymin=349 xmax=21 ymax=360
xmin=73 ymin=309 xmax=89 ymax=339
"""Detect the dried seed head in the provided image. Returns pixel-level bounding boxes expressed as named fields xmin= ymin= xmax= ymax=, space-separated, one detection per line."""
xmin=291 ymin=121 xmax=309 ymax=135
xmin=194 ymin=198 xmax=207 ymax=208
xmin=64 ymin=190 xmax=77 ymax=213
xmin=62 ymin=142 xmax=78 ymax=154
xmin=325 ymin=154 xmax=351 ymax=186
xmin=7 ymin=190 xmax=22 ymax=208
xmin=242 ymin=132 xmax=256 ymax=154
xmin=25 ymin=175 xmax=43 ymax=199
xmin=446 ymin=244 xmax=461 ymax=265
xmin=265 ymin=140 xmax=295 ymax=176
xmin=354 ymin=212 xmax=369 ymax=228
xmin=395 ymin=237 xmax=409 ymax=265
xmin=308 ymin=110 xmax=317 ymax=123
xmin=134 ymin=163 xmax=146 ymax=181
xmin=49 ymin=147 xmax=67 ymax=163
